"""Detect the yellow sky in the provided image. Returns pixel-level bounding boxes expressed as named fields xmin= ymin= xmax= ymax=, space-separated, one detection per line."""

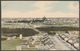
xmin=1 ymin=1 xmax=79 ymax=18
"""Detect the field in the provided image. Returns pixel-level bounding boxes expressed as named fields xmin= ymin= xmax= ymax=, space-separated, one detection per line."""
xmin=1 ymin=38 xmax=22 ymax=50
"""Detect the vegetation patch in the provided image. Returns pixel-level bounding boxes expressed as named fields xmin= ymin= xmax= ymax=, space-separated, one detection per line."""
xmin=1 ymin=39 xmax=22 ymax=50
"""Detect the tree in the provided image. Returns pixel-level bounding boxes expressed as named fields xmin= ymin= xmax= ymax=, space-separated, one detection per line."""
xmin=42 ymin=16 xmax=47 ymax=21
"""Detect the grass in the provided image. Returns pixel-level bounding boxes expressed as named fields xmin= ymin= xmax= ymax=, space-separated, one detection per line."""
xmin=22 ymin=47 xmax=38 ymax=50
xmin=1 ymin=38 xmax=22 ymax=50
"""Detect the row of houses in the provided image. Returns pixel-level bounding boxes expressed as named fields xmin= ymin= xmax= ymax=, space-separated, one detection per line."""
xmin=58 ymin=31 xmax=79 ymax=49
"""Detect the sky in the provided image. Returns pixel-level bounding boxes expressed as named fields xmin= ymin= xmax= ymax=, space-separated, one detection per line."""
xmin=1 ymin=1 xmax=79 ymax=18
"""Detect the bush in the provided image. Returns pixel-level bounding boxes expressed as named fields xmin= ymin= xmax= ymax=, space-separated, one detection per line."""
xmin=1 ymin=38 xmax=7 ymax=41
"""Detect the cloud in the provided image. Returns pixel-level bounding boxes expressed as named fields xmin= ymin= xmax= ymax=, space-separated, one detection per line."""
xmin=68 ymin=1 xmax=79 ymax=12
xmin=2 ymin=10 xmax=79 ymax=18
xmin=1 ymin=1 xmax=37 ymax=12
xmin=1 ymin=1 xmax=79 ymax=18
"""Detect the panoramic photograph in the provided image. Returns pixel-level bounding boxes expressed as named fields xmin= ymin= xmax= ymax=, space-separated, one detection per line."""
xmin=1 ymin=1 xmax=79 ymax=50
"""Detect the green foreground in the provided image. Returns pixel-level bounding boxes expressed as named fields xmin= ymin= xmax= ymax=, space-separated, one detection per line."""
xmin=1 ymin=38 xmax=22 ymax=50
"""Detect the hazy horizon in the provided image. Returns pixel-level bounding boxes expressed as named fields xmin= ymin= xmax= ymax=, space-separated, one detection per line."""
xmin=2 ymin=17 xmax=79 ymax=19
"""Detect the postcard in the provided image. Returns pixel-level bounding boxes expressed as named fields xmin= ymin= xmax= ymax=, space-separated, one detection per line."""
xmin=1 ymin=1 xmax=79 ymax=50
